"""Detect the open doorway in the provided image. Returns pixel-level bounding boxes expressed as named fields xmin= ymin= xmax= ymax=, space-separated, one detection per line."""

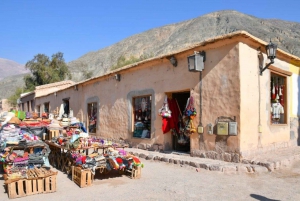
xmin=62 ymin=98 xmax=70 ymax=117
xmin=172 ymin=91 xmax=191 ymax=153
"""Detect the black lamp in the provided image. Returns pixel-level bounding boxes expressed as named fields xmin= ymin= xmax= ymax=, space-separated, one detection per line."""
xmin=114 ymin=74 xmax=121 ymax=81
xmin=260 ymin=40 xmax=277 ymax=75
xmin=169 ymin=56 xmax=177 ymax=67
xmin=188 ymin=51 xmax=206 ymax=72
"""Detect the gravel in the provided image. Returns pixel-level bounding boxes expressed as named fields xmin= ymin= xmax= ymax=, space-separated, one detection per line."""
xmin=1 ymin=159 xmax=300 ymax=201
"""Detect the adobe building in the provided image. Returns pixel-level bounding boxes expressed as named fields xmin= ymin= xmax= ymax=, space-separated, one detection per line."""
xmin=19 ymin=80 xmax=75 ymax=115
xmin=34 ymin=31 xmax=300 ymax=161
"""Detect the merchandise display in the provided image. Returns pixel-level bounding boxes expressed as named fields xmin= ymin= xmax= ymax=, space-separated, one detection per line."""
xmin=0 ymin=109 xmax=143 ymax=198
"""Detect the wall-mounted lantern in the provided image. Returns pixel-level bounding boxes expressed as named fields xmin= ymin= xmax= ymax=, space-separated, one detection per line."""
xmin=259 ymin=40 xmax=277 ymax=75
xmin=187 ymin=51 xmax=206 ymax=72
xmin=74 ymin=85 xmax=78 ymax=91
xmin=114 ymin=74 xmax=121 ymax=81
xmin=168 ymin=55 xmax=177 ymax=67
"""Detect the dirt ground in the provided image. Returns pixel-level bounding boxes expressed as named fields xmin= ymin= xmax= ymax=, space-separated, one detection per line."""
xmin=1 ymin=160 xmax=300 ymax=201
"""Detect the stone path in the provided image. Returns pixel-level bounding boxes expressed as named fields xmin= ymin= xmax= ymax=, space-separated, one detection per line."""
xmin=125 ymin=146 xmax=300 ymax=174
xmin=241 ymin=146 xmax=300 ymax=171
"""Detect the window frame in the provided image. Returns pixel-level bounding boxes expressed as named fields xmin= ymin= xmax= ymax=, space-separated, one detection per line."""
xmin=87 ymin=102 xmax=97 ymax=134
xmin=270 ymin=71 xmax=288 ymax=125
xmin=132 ymin=95 xmax=152 ymax=139
xmin=35 ymin=105 xmax=41 ymax=117
xmin=44 ymin=102 xmax=50 ymax=113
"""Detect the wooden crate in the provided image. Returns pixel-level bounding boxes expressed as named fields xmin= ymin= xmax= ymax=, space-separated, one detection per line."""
xmin=131 ymin=166 xmax=141 ymax=179
xmin=72 ymin=166 xmax=93 ymax=188
xmin=48 ymin=130 xmax=60 ymax=140
xmin=6 ymin=175 xmax=57 ymax=199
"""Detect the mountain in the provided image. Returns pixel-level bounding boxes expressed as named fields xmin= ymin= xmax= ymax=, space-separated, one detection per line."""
xmin=0 ymin=58 xmax=29 ymax=80
xmin=68 ymin=10 xmax=300 ymax=81
xmin=0 ymin=73 xmax=29 ymax=99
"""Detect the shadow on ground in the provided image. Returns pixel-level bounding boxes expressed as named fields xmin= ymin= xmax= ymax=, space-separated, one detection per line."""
xmin=250 ymin=194 xmax=280 ymax=201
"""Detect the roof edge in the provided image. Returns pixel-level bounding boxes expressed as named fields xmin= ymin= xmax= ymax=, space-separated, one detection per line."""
xmin=45 ymin=30 xmax=300 ymax=95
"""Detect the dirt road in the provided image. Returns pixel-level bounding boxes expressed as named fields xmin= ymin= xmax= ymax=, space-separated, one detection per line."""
xmin=1 ymin=160 xmax=300 ymax=201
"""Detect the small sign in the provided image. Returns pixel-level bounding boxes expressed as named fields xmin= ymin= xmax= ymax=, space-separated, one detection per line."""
xmin=229 ymin=122 xmax=237 ymax=136
xmin=217 ymin=122 xmax=228 ymax=135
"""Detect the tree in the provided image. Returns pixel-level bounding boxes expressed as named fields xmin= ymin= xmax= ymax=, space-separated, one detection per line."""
xmin=24 ymin=52 xmax=72 ymax=91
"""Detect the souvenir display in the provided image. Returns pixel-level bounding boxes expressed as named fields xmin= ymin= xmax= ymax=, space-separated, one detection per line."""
xmin=133 ymin=96 xmax=151 ymax=138
xmin=270 ymin=75 xmax=285 ymax=124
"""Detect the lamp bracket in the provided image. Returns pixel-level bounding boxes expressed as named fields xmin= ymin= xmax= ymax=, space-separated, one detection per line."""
xmin=260 ymin=60 xmax=274 ymax=76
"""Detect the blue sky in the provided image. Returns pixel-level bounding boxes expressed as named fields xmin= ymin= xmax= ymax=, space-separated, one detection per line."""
xmin=0 ymin=0 xmax=299 ymax=65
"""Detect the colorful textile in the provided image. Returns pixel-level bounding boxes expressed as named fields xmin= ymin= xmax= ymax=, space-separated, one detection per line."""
xmin=162 ymin=98 xmax=180 ymax=134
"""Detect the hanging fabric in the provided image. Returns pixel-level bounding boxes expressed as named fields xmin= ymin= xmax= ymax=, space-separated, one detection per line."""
xmin=280 ymin=85 xmax=284 ymax=107
xmin=158 ymin=96 xmax=172 ymax=118
xmin=184 ymin=96 xmax=197 ymax=119
xmin=271 ymin=80 xmax=276 ymax=100
xmin=58 ymin=103 xmax=64 ymax=119
xmin=161 ymin=97 xmax=180 ymax=134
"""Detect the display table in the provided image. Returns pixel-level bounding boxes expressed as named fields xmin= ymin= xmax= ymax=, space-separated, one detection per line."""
xmin=45 ymin=140 xmax=128 ymax=174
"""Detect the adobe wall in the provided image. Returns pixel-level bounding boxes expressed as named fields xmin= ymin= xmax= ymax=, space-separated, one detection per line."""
xmin=76 ymin=41 xmax=241 ymax=157
xmin=189 ymin=42 xmax=241 ymax=161
xmin=239 ymin=42 xmax=297 ymax=158
xmin=35 ymin=41 xmax=242 ymax=162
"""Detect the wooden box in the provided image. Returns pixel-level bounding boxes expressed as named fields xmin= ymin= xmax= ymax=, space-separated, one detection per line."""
xmin=131 ymin=166 xmax=141 ymax=179
xmin=6 ymin=175 xmax=57 ymax=199
xmin=72 ymin=166 xmax=94 ymax=188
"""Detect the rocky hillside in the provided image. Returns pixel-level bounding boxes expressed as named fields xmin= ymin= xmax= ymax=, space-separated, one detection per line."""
xmin=0 ymin=58 xmax=29 ymax=80
xmin=0 ymin=73 xmax=29 ymax=99
xmin=68 ymin=10 xmax=300 ymax=81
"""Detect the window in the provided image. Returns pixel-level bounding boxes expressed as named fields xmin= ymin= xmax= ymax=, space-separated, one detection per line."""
xmin=87 ymin=102 xmax=97 ymax=133
xmin=44 ymin=102 xmax=50 ymax=113
xmin=270 ymin=73 xmax=287 ymax=124
xmin=27 ymin=101 xmax=30 ymax=112
xmin=36 ymin=105 xmax=40 ymax=116
xmin=133 ymin=95 xmax=151 ymax=138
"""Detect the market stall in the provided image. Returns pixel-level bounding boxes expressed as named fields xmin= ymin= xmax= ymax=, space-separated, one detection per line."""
xmin=0 ymin=112 xmax=55 ymax=199
xmin=0 ymin=110 xmax=143 ymax=195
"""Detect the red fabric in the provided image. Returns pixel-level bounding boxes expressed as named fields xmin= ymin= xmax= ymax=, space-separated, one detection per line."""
xmin=116 ymin=157 xmax=123 ymax=164
xmin=162 ymin=117 xmax=170 ymax=134
xmin=162 ymin=98 xmax=181 ymax=134
xmin=168 ymin=99 xmax=180 ymax=133
xmin=271 ymin=84 xmax=276 ymax=100
xmin=82 ymin=156 xmax=86 ymax=164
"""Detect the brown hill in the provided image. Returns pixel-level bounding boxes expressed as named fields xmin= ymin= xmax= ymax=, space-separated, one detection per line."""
xmin=68 ymin=10 xmax=300 ymax=81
